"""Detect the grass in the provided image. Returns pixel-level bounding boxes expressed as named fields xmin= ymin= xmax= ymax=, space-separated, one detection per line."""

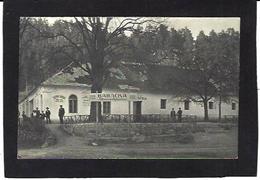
xmin=18 ymin=126 xmax=238 ymax=159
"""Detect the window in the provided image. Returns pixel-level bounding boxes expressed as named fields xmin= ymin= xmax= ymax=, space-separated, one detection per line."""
xmin=103 ymin=101 xmax=111 ymax=114
xmin=209 ymin=102 xmax=214 ymax=109
xmin=160 ymin=99 xmax=166 ymax=109
xmin=232 ymin=103 xmax=236 ymax=110
xmin=69 ymin=95 xmax=78 ymax=113
xmin=184 ymin=100 xmax=189 ymax=110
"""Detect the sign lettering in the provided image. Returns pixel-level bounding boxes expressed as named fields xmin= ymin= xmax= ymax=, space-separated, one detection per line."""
xmin=89 ymin=93 xmax=147 ymax=101
xmin=53 ymin=95 xmax=66 ymax=102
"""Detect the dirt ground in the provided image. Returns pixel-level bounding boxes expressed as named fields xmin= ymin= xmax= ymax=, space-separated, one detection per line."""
xmin=17 ymin=124 xmax=238 ymax=159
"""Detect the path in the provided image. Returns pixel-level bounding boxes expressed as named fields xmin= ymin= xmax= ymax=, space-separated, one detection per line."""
xmin=18 ymin=124 xmax=98 ymax=159
xmin=17 ymin=124 xmax=238 ymax=159
xmin=45 ymin=124 xmax=83 ymax=147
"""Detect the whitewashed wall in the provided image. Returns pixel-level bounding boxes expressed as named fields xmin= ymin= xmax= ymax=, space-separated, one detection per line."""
xmin=19 ymin=85 xmax=239 ymax=122
xmin=18 ymin=87 xmax=45 ymax=116
xmin=133 ymin=93 xmax=238 ymax=118
xmin=40 ymin=85 xmax=91 ymax=120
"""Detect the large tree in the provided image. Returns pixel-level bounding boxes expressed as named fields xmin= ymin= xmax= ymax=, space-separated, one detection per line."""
xmin=112 ymin=25 xmax=239 ymax=121
xmin=19 ymin=17 xmax=53 ymax=92
xmin=48 ymin=17 xmax=158 ymax=121
xmin=171 ymin=29 xmax=239 ymax=121
xmin=207 ymin=29 xmax=240 ymax=120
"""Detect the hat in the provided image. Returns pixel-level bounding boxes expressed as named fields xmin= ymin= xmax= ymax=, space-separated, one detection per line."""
xmin=46 ymin=107 xmax=49 ymax=109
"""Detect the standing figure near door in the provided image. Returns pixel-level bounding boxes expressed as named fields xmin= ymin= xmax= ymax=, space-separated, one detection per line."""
xmin=177 ymin=108 xmax=182 ymax=122
xmin=170 ymin=108 xmax=176 ymax=121
xmin=58 ymin=105 xmax=65 ymax=124
xmin=35 ymin=107 xmax=41 ymax=118
xmin=45 ymin=107 xmax=51 ymax=124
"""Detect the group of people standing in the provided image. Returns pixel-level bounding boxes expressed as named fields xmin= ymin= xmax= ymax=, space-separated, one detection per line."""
xmin=20 ymin=107 xmax=51 ymax=124
xmin=19 ymin=105 xmax=181 ymax=124
xmin=19 ymin=105 xmax=66 ymax=125
xmin=170 ymin=108 xmax=183 ymax=122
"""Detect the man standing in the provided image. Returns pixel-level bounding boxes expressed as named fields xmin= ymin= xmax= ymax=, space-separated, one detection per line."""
xmin=177 ymin=108 xmax=182 ymax=122
xmin=40 ymin=111 xmax=45 ymax=121
xmin=22 ymin=111 xmax=27 ymax=124
xmin=22 ymin=111 xmax=27 ymax=120
xmin=170 ymin=108 xmax=176 ymax=121
xmin=35 ymin=107 xmax=41 ymax=119
xmin=58 ymin=105 xmax=65 ymax=124
xmin=45 ymin=107 xmax=51 ymax=124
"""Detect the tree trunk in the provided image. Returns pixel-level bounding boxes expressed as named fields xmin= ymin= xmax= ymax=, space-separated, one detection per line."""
xmin=88 ymin=25 xmax=106 ymax=122
xmin=203 ymin=100 xmax=209 ymax=121
xmin=89 ymin=59 xmax=104 ymax=122
xmin=218 ymin=94 xmax=222 ymax=121
xmin=25 ymin=78 xmax=29 ymax=95
xmin=90 ymin=79 xmax=103 ymax=122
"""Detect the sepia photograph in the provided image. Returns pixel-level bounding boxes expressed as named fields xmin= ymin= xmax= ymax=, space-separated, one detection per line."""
xmin=4 ymin=0 xmax=258 ymax=177
xmin=16 ymin=17 xmax=240 ymax=159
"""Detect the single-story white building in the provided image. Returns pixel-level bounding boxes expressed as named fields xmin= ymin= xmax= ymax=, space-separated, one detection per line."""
xmin=18 ymin=63 xmax=239 ymax=122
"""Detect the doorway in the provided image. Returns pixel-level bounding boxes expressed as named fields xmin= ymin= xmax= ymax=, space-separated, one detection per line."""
xmin=90 ymin=101 xmax=102 ymax=122
xmin=133 ymin=101 xmax=142 ymax=122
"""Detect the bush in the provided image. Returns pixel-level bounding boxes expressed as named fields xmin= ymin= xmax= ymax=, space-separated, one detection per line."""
xmin=176 ymin=133 xmax=195 ymax=144
xmin=18 ymin=117 xmax=47 ymax=148
xmin=174 ymin=125 xmax=192 ymax=134
xmin=218 ymin=124 xmax=233 ymax=130
xmin=191 ymin=126 xmax=206 ymax=133
xmin=20 ymin=117 xmax=45 ymax=132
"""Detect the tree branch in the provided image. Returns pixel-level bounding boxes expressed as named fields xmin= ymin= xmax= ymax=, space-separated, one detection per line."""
xmin=108 ymin=18 xmax=160 ymax=41
xmin=74 ymin=17 xmax=92 ymax=55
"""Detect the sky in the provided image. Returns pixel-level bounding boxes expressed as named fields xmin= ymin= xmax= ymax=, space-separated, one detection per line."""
xmin=165 ymin=17 xmax=240 ymax=38
xmin=40 ymin=17 xmax=240 ymax=38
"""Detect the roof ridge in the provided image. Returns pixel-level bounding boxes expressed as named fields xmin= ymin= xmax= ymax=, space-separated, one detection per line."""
xmin=42 ymin=61 xmax=75 ymax=85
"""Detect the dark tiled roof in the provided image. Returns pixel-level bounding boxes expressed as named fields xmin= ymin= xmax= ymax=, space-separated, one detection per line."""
xmin=41 ymin=62 xmax=150 ymax=91
xmin=20 ymin=61 xmax=238 ymax=103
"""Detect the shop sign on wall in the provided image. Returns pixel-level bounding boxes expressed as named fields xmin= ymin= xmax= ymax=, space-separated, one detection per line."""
xmin=90 ymin=93 xmax=128 ymax=100
xmin=128 ymin=94 xmax=147 ymax=101
xmin=89 ymin=93 xmax=147 ymax=101
xmin=53 ymin=95 xmax=66 ymax=102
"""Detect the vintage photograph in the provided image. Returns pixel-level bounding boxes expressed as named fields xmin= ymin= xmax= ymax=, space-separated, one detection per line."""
xmin=17 ymin=17 xmax=240 ymax=159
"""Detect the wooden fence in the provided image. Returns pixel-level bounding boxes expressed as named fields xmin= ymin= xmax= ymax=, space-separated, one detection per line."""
xmin=63 ymin=114 xmax=238 ymax=124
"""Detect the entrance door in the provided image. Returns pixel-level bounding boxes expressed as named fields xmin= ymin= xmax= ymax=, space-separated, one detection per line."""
xmin=90 ymin=101 xmax=102 ymax=122
xmin=133 ymin=101 xmax=142 ymax=122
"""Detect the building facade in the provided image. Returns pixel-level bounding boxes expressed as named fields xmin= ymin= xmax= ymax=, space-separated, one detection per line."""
xmin=19 ymin=84 xmax=239 ymax=122
xmin=18 ymin=64 xmax=239 ymax=122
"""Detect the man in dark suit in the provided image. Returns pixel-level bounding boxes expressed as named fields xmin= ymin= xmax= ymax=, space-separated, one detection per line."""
xmin=45 ymin=107 xmax=51 ymax=124
xmin=170 ymin=108 xmax=176 ymax=121
xmin=177 ymin=107 xmax=183 ymax=122
xmin=22 ymin=111 xmax=27 ymax=120
xmin=35 ymin=107 xmax=41 ymax=119
xmin=58 ymin=105 xmax=65 ymax=124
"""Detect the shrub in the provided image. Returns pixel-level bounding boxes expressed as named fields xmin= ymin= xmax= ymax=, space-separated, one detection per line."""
xmin=218 ymin=124 xmax=233 ymax=130
xmin=20 ymin=117 xmax=45 ymax=132
xmin=174 ymin=125 xmax=192 ymax=134
xmin=18 ymin=117 xmax=47 ymax=148
xmin=176 ymin=133 xmax=195 ymax=144
xmin=191 ymin=126 xmax=206 ymax=133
